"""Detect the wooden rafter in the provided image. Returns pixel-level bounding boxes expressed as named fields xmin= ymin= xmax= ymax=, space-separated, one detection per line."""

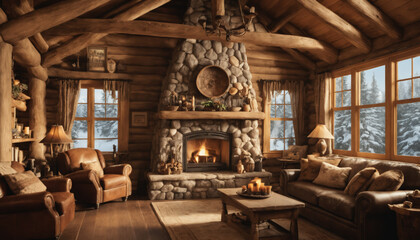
xmin=0 ymin=8 xmax=47 ymax=81
xmin=0 ymin=0 xmax=112 ymax=44
xmin=344 ymin=0 xmax=402 ymax=39
xmin=45 ymin=18 xmax=338 ymax=64
xmin=295 ymin=0 xmax=371 ymax=53
xmin=42 ymin=0 xmax=171 ymax=67
xmin=269 ymin=6 xmax=300 ymax=33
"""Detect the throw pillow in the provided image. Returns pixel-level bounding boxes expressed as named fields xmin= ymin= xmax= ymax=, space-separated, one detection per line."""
xmin=313 ymin=162 xmax=352 ymax=189
xmin=298 ymin=158 xmax=342 ymax=181
xmin=4 ymin=171 xmax=47 ymax=194
xmin=0 ymin=162 xmax=17 ymax=175
xmin=344 ymin=167 xmax=379 ymax=196
xmin=81 ymin=161 xmax=104 ymax=178
xmin=368 ymin=170 xmax=404 ymax=191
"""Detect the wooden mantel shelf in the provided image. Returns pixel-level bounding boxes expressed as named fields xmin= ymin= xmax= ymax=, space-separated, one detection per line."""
xmin=158 ymin=111 xmax=265 ymax=120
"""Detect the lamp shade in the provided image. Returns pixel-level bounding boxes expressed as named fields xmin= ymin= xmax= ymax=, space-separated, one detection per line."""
xmin=308 ymin=124 xmax=334 ymax=139
xmin=41 ymin=125 xmax=73 ymax=144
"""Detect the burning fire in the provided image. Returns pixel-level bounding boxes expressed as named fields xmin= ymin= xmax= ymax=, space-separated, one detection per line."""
xmin=192 ymin=141 xmax=216 ymax=163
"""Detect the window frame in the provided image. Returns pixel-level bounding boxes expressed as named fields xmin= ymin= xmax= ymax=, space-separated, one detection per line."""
xmin=331 ymin=47 xmax=420 ymax=164
xmin=73 ymin=80 xmax=127 ymax=153
xmin=263 ymin=90 xmax=295 ymax=157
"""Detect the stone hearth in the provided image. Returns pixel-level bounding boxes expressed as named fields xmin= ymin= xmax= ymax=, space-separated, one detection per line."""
xmin=148 ymin=171 xmax=271 ymax=200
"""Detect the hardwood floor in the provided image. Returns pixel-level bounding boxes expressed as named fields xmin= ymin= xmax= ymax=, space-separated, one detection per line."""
xmin=60 ymin=197 xmax=170 ymax=240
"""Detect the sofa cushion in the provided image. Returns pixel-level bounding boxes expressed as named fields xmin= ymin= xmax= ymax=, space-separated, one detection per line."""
xmin=298 ymin=158 xmax=342 ymax=181
xmin=100 ymin=174 xmax=126 ymax=189
xmin=82 ymin=161 xmax=104 ymax=178
xmin=287 ymin=181 xmax=340 ymax=205
xmin=51 ymin=192 xmax=74 ymax=215
xmin=368 ymin=170 xmax=404 ymax=191
xmin=344 ymin=167 xmax=379 ymax=196
xmin=318 ymin=192 xmax=356 ymax=220
xmin=4 ymin=171 xmax=47 ymax=195
xmin=313 ymin=162 xmax=351 ymax=189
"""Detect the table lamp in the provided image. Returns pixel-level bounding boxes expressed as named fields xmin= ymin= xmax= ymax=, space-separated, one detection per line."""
xmin=41 ymin=125 xmax=73 ymax=174
xmin=307 ymin=124 xmax=334 ymax=156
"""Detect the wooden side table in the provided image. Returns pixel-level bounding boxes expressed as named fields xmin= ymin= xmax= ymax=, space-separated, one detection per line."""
xmin=218 ymin=188 xmax=305 ymax=240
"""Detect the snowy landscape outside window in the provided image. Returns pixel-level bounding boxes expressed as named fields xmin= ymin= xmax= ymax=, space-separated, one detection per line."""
xmin=333 ymin=75 xmax=352 ymax=151
xmin=72 ymin=88 xmax=119 ymax=152
xmin=396 ymin=56 xmax=420 ymax=156
xmin=359 ymin=66 xmax=386 ymax=154
xmin=269 ymin=90 xmax=295 ymax=151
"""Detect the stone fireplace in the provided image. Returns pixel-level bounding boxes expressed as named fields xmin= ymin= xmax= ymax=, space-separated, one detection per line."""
xmin=147 ymin=0 xmax=271 ymax=200
xmin=183 ymin=131 xmax=232 ymax=172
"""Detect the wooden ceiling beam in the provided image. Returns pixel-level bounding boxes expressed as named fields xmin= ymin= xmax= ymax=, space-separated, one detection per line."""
xmin=45 ymin=18 xmax=338 ymax=64
xmin=0 ymin=0 xmax=113 ymax=44
xmin=344 ymin=0 xmax=402 ymax=39
xmin=295 ymin=0 xmax=371 ymax=53
xmin=269 ymin=6 xmax=301 ymax=33
xmin=0 ymin=8 xmax=47 ymax=81
xmin=42 ymin=0 xmax=171 ymax=67
xmin=2 ymin=0 xmax=49 ymax=53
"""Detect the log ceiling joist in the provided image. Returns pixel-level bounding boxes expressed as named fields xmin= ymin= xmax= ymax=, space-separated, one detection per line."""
xmin=2 ymin=0 xmax=49 ymax=53
xmin=45 ymin=18 xmax=338 ymax=64
xmin=344 ymin=0 xmax=402 ymax=39
xmin=269 ymin=6 xmax=301 ymax=33
xmin=295 ymin=0 xmax=371 ymax=53
xmin=42 ymin=0 xmax=171 ymax=67
xmin=0 ymin=0 xmax=113 ymax=45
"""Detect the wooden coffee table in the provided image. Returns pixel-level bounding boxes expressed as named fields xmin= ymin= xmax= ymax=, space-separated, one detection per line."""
xmin=218 ymin=188 xmax=305 ymax=240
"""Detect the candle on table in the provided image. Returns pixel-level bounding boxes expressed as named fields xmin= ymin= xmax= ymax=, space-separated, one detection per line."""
xmin=267 ymin=186 xmax=272 ymax=195
xmin=248 ymin=183 xmax=253 ymax=193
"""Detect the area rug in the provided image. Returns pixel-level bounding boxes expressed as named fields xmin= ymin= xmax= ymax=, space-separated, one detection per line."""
xmin=151 ymin=199 xmax=343 ymax=240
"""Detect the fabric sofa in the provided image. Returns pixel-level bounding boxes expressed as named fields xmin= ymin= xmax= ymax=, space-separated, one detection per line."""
xmin=279 ymin=157 xmax=420 ymax=240
xmin=0 ymin=162 xmax=75 ymax=240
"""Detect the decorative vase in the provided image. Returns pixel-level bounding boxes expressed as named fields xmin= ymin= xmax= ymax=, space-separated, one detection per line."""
xmin=245 ymin=158 xmax=255 ymax=172
xmin=243 ymin=104 xmax=251 ymax=112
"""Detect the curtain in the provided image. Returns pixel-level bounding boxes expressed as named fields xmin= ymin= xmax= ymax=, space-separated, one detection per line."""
xmin=104 ymin=80 xmax=130 ymax=152
xmin=314 ymin=72 xmax=333 ymax=153
xmin=58 ymin=79 xmax=81 ymax=150
xmin=261 ymin=80 xmax=305 ymax=145
xmin=314 ymin=72 xmax=332 ymax=129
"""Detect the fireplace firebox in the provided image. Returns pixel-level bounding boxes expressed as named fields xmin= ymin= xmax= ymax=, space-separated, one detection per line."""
xmin=183 ymin=131 xmax=232 ymax=172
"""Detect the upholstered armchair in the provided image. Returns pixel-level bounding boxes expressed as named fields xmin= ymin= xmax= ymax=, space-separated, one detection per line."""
xmin=56 ymin=148 xmax=132 ymax=208
xmin=0 ymin=162 xmax=75 ymax=240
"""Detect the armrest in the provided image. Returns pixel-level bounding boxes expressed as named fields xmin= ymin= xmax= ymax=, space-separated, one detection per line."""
xmin=42 ymin=177 xmax=72 ymax=193
xmin=356 ymin=190 xmax=411 ymax=214
xmin=104 ymin=164 xmax=132 ymax=176
xmin=279 ymin=169 xmax=301 ymax=195
xmin=65 ymin=169 xmax=100 ymax=186
xmin=0 ymin=192 xmax=55 ymax=214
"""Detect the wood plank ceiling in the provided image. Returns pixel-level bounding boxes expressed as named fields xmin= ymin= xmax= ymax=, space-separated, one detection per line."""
xmin=0 ymin=0 xmax=415 ymax=73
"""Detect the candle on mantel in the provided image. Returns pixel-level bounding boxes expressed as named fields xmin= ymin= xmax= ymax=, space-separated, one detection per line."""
xmin=16 ymin=125 xmax=22 ymax=133
xmin=24 ymin=127 xmax=30 ymax=135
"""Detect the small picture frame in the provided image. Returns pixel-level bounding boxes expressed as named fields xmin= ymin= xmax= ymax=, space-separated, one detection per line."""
xmin=132 ymin=112 xmax=148 ymax=127
xmin=87 ymin=46 xmax=107 ymax=72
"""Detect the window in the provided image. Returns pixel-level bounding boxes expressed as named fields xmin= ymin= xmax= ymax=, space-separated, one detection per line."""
xmin=72 ymin=88 xmax=119 ymax=152
xmin=396 ymin=56 xmax=420 ymax=157
xmin=266 ymin=90 xmax=295 ymax=152
xmin=331 ymin=50 xmax=420 ymax=163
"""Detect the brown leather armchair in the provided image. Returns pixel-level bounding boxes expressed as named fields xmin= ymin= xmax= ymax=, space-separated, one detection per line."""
xmin=56 ymin=148 xmax=132 ymax=208
xmin=0 ymin=162 xmax=75 ymax=240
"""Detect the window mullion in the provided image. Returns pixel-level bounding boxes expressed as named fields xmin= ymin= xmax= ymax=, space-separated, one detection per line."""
xmin=88 ymin=87 xmax=95 ymax=148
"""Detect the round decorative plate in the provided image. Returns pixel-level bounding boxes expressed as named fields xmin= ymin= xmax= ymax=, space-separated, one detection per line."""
xmin=196 ymin=65 xmax=229 ymax=98
xmin=236 ymin=190 xmax=271 ymax=199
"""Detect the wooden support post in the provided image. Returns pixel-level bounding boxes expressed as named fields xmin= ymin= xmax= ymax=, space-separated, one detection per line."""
xmin=0 ymin=41 xmax=13 ymax=162
xmin=42 ymin=0 xmax=171 ymax=67
xmin=0 ymin=8 xmax=12 ymax=162
xmin=29 ymin=77 xmax=46 ymax=160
